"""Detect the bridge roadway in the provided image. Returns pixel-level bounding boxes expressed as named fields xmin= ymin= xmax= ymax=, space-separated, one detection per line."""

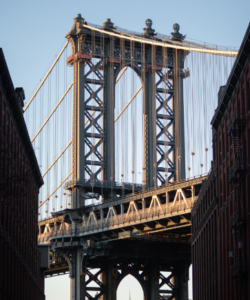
xmin=38 ymin=175 xmax=207 ymax=300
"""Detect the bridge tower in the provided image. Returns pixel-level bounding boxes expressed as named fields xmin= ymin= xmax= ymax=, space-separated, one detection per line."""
xmin=65 ymin=15 xmax=187 ymax=211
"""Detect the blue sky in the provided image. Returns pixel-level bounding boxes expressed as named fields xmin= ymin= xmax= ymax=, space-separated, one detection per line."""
xmin=1 ymin=0 xmax=250 ymax=299
xmin=1 ymin=0 xmax=250 ymax=100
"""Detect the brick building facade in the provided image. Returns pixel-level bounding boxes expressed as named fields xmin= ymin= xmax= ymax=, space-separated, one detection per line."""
xmin=191 ymin=23 xmax=250 ymax=300
xmin=0 ymin=49 xmax=45 ymax=300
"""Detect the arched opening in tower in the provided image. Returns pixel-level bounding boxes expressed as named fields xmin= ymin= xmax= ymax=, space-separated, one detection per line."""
xmin=117 ymin=274 xmax=144 ymax=300
xmin=115 ymin=66 xmax=144 ymax=185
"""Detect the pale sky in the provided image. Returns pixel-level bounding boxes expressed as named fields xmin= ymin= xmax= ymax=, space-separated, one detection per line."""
xmin=1 ymin=0 xmax=250 ymax=299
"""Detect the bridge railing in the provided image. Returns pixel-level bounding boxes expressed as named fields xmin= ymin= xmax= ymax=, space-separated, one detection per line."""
xmin=83 ymin=173 xmax=208 ymax=209
xmin=65 ymin=178 xmax=143 ymax=190
xmin=38 ymin=197 xmax=197 ymax=241
xmin=81 ymin=197 xmax=196 ymax=232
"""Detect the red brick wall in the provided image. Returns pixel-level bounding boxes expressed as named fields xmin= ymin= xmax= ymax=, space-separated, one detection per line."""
xmin=191 ymin=58 xmax=250 ymax=300
xmin=191 ymin=168 xmax=218 ymax=300
xmin=216 ymin=60 xmax=250 ymax=300
xmin=0 ymin=89 xmax=45 ymax=300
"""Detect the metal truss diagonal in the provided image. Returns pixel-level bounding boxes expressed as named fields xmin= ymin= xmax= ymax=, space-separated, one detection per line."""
xmin=83 ymin=65 xmax=126 ymax=127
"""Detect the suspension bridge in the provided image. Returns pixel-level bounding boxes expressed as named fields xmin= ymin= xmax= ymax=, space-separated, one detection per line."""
xmin=24 ymin=14 xmax=238 ymax=300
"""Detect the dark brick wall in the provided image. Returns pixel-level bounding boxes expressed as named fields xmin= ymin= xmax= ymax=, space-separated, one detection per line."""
xmin=216 ymin=60 xmax=250 ymax=300
xmin=191 ymin=23 xmax=250 ymax=300
xmin=0 ymin=56 xmax=45 ymax=300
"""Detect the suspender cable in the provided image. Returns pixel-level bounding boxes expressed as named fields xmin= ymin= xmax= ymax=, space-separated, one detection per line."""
xmin=31 ymin=82 xmax=73 ymax=142
xmin=38 ymin=173 xmax=72 ymax=208
xmin=24 ymin=41 xmax=69 ymax=112
xmin=115 ymin=86 xmax=142 ymax=122
xmin=116 ymin=67 xmax=128 ymax=83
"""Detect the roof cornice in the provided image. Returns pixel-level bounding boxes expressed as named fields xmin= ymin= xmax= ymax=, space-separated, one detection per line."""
xmin=211 ymin=23 xmax=250 ymax=130
xmin=0 ymin=48 xmax=43 ymax=189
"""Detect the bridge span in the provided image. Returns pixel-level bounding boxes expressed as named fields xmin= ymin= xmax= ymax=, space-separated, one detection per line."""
xmin=38 ymin=175 xmax=207 ymax=300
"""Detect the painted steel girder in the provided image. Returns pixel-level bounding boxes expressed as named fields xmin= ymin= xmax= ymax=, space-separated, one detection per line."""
xmin=156 ymin=120 xmax=175 ymax=181
xmin=157 ymin=140 xmax=175 ymax=146
xmin=81 ymin=58 xmax=105 ymax=182
xmin=155 ymin=69 xmax=176 ymax=183
xmin=85 ymin=105 xmax=104 ymax=112
xmin=157 ymin=114 xmax=174 ymax=120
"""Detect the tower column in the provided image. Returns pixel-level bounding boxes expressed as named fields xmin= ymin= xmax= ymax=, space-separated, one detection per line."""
xmin=173 ymin=263 xmax=190 ymax=300
xmin=66 ymin=14 xmax=88 ymax=208
xmin=101 ymin=262 xmax=117 ymax=300
xmin=69 ymin=249 xmax=85 ymax=300
xmin=148 ymin=259 xmax=159 ymax=300
xmin=103 ymin=44 xmax=115 ymax=196
xmin=58 ymin=248 xmax=85 ymax=300
xmin=144 ymin=47 xmax=157 ymax=188
xmin=172 ymin=25 xmax=187 ymax=181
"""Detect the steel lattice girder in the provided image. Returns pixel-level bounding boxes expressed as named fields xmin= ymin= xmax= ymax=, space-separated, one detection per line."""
xmin=156 ymin=70 xmax=175 ymax=183
xmin=83 ymin=59 xmax=105 ymax=182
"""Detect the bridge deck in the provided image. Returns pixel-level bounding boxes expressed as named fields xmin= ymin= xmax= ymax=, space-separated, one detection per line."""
xmin=38 ymin=176 xmax=207 ymax=277
xmin=39 ymin=197 xmax=195 ymax=244
xmin=38 ymin=176 xmax=207 ymax=241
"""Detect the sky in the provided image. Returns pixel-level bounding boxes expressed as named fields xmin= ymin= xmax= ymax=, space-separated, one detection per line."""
xmin=1 ymin=0 xmax=250 ymax=299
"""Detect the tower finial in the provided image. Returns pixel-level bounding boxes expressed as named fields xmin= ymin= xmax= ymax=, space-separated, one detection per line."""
xmin=143 ymin=19 xmax=155 ymax=36
xmin=103 ymin=18 xmax=115 ymax=29
xmin=171 ymin=23 xmax=186 ymax=41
